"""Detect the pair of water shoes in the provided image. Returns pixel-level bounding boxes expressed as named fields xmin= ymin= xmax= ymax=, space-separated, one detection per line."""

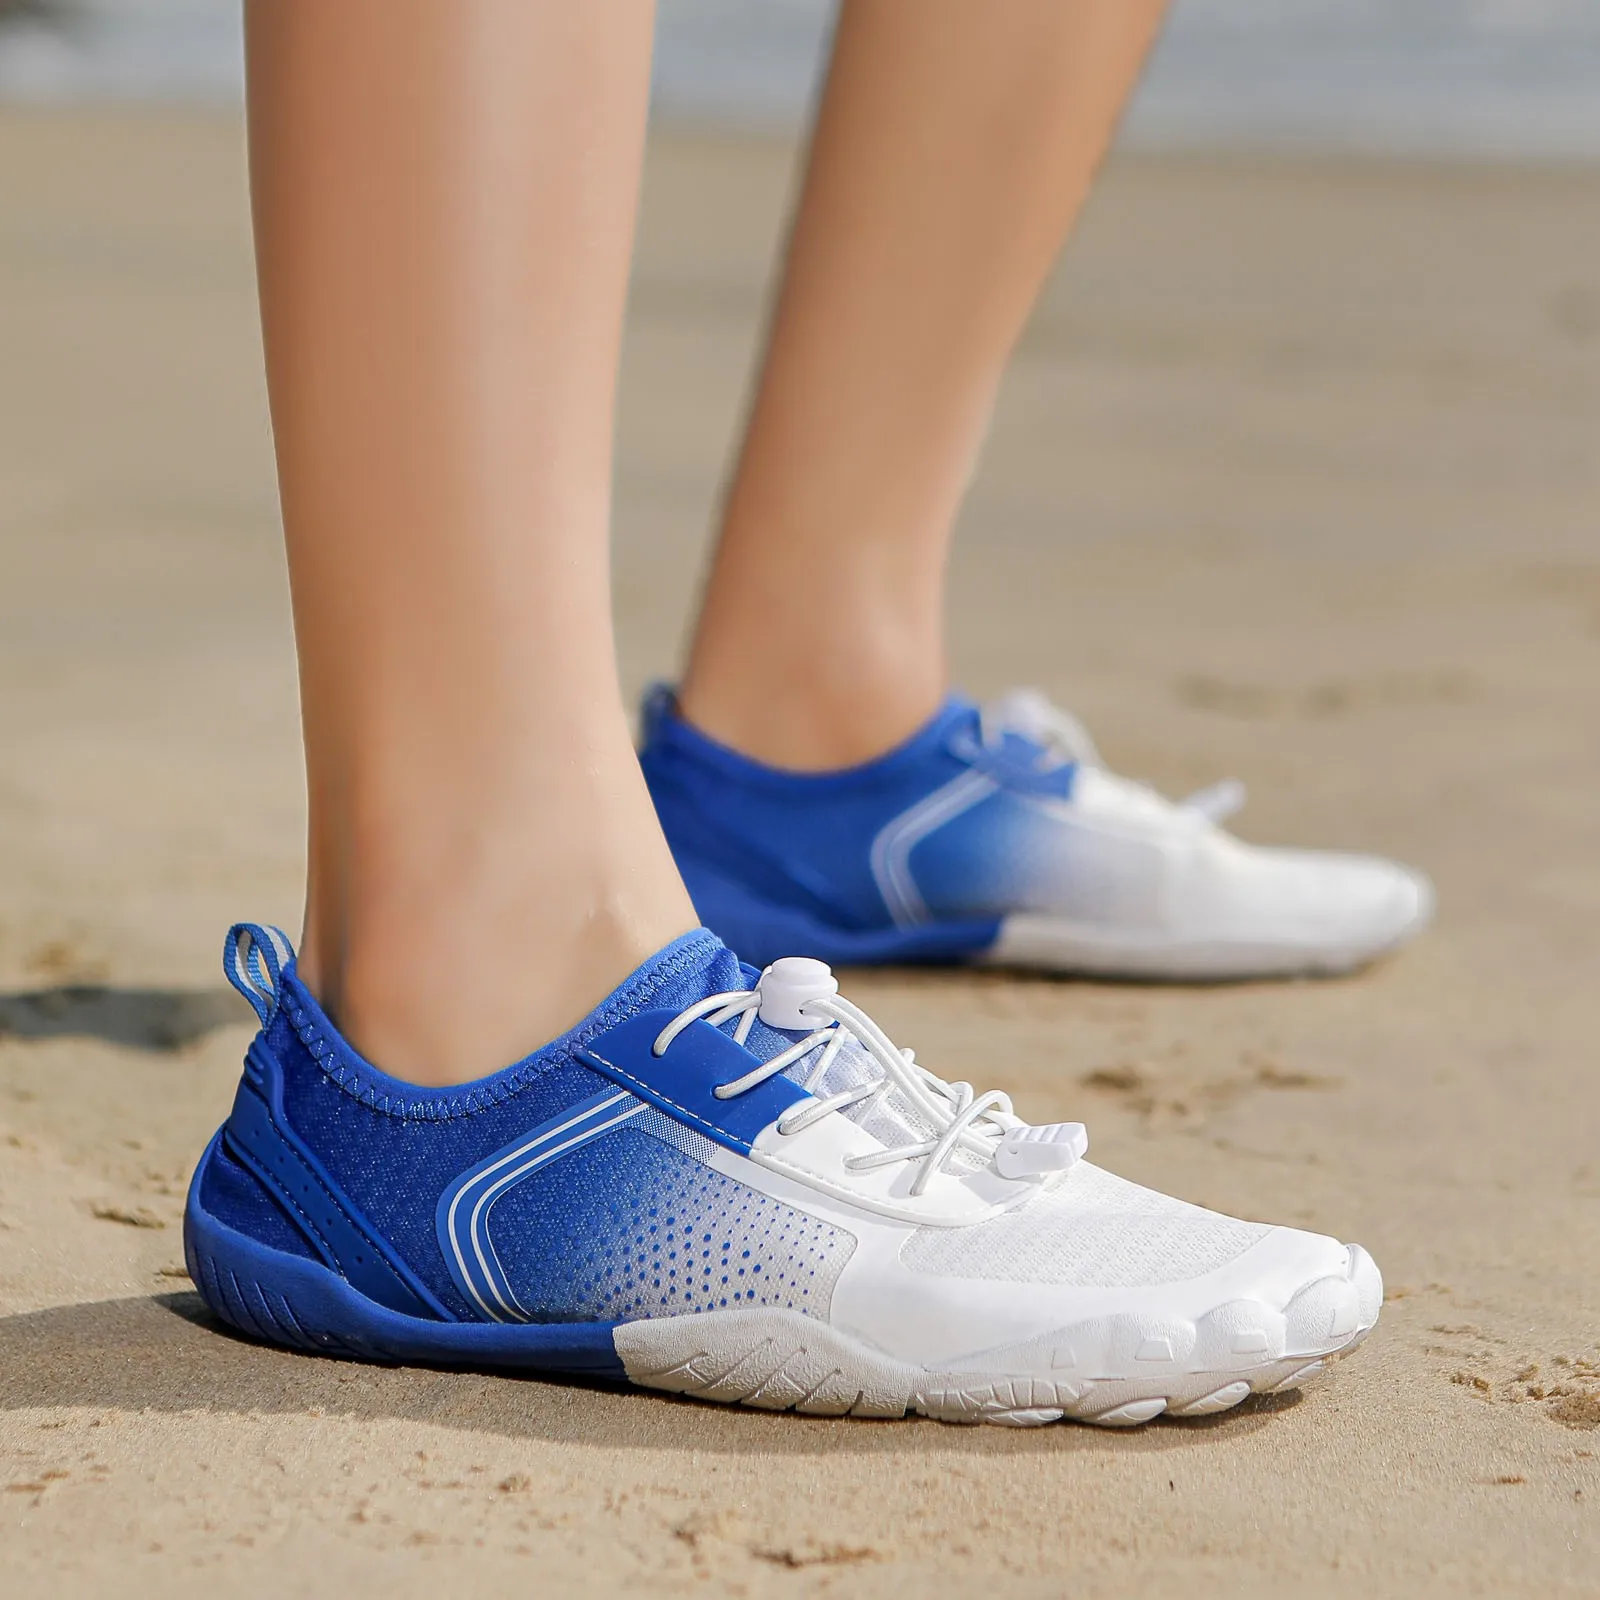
xmin=186 ymin=689 xmax=1426 ymax=1427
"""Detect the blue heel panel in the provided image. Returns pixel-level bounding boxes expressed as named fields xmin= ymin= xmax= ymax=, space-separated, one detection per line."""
xmin=183 ymin=1181 xmax=625 ymax=1377
xmin=196 ymin=1134 xmax=319 ymax=1264
xmin=647 ymin=778 xmax=869 ymax=930
xmin=227 ymin=1038 xmax=454 ymax=1322
xmin=675 ymin=847 xmax=1000 ymax=970
xmin=639 ymin=693 xmax=989 ymax=934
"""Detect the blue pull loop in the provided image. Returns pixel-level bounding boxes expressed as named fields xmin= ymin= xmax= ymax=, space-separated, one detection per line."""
xmin=638 ymin=680 xmax=677 ymax=744
xmin=224 ymin=922 xmax=296 ymax=1029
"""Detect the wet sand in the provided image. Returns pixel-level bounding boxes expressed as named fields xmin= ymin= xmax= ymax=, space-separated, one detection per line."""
xmin=1 ymin=110 xmax=1597 ymax=1595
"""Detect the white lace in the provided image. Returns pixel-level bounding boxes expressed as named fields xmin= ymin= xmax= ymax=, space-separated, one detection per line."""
xmin=981 ymin=687 xmax=1246 ymax=824
xmin=653 ymin=989 xmax=1030 ymax=1198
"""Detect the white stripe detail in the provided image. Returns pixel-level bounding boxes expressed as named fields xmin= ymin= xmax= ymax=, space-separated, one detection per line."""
xmin=444 ymin=1092 xmax=645 ymax=1322
xmin=868 ymin=770 xmax=999 ymax=927
xmin=468 ymin=1103 xmax=648 ymax=1321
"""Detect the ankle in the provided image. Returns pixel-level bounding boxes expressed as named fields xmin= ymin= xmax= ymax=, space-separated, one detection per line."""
xmin=678 ymin=648 xmax=944 ymax=773
xmin=300 ymin=860 xmax=695 ymax=1088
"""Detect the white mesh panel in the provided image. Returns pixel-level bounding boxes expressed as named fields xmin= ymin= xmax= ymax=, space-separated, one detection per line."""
xmin=898 ymin=1163 xmax=1270 ymax=1287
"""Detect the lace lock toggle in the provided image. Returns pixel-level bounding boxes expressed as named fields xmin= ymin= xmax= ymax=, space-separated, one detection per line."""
xmin=995 ymin=1121 xmax=1088 ymax=1179
xmin=756 ymin=957 xmax=839 ymax=1031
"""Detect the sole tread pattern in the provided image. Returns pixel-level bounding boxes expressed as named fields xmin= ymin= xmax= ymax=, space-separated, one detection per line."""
xmin=616 ymin=1246 xmax=1383 ymax=1429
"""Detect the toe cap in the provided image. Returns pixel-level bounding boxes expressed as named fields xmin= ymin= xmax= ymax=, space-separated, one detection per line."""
xmin=1180 ymin=839 xmax=1435 ymax=967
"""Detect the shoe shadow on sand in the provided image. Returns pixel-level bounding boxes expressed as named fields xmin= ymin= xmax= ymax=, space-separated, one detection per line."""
xmin=0 ymin=986 xmax=244 ymax=1051
xmin=0 ymin=1293 xmax=1300 ymax=1457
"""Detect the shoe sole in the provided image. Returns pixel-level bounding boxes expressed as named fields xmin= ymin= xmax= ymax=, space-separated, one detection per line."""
xmin=980 ymin=888 xmax=1434 ymax=982
xmin=184 ymin=1143 xmax=1380 ymax=1429
xmin=613 ymin=1244 xmax=1381 ymax=1426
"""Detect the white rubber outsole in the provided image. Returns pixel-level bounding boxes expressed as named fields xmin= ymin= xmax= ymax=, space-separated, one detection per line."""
xmin=979 ymin=877 xmax=1435 ymax=982
xmin=614 ymin=1243 xmax=1381 ymax=1428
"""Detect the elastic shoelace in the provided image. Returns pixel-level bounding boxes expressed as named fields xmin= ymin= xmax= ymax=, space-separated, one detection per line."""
xmin=653 ymin=988 xmax=1026 ymax=1198
xmin=980 ymin=686 xmax=1246 ymax=824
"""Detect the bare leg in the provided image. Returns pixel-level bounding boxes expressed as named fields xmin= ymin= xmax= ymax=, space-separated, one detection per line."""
xmin=679 ymin=0 xmax=1167 ymax=770
xmin=248 ymin=0 xmax=693 ymax=1087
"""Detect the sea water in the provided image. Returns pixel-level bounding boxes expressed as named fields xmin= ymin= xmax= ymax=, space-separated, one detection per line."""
xmin=3 ymin=0 xmax=1599 ymax=163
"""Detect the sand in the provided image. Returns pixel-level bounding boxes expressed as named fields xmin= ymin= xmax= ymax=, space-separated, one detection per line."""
xmin=0 ymin=109 xmax=1597 ymax=1597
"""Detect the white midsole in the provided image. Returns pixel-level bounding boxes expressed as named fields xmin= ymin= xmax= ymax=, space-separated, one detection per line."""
xmin=977 ymin=904 xmax=1432 ymax=980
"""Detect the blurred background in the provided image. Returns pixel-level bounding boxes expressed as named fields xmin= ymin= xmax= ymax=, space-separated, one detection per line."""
xmin=1 ymin=3 xmax=1598 ymax=1591
xmin=3 ymin=0 xmax=1600 ymax=158
xmin=0 ymin=1 xmax=1596 ymax=1067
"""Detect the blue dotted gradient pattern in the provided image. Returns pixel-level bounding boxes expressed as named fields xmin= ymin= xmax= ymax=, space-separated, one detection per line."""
xmin=488 ymin=1127 xmax=853 ymax=1323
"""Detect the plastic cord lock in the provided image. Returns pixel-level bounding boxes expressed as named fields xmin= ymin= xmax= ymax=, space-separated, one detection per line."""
xmin=756 ymin=957 xmax=839 ymax=1031
xmin=994 ymin=1121 xmax=1089 ymax=1179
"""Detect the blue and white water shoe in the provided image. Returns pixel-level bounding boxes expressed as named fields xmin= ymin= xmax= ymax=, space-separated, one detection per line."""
xmin=638 ymin=686 xmax=1432 ymax=979
xmin=187 ymin=921 xmax=1381 ymax=1426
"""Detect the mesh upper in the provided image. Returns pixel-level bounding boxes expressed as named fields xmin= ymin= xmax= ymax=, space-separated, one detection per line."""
xmin=898 ymin=1162 xmax=1270 ymax=1287
xmin=489 ymin=1127 xmax=854 ymax=1321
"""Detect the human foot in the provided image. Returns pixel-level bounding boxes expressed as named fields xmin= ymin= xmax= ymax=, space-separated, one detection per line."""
xmin=188 ymin=923 xmax=1380 ymax=1426
xmin=637 ymin=686 xmax=1432 ymax=979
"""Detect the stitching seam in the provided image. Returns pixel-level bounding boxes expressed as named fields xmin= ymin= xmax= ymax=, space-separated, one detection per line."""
xmin=243 ymin=1121 xmax=413 ymax=1295
xmin=225 ymin=1131 xmax=337 ymax=1262
xmin=286 ymin=934 xmax=722 ymax=1120
xmin=581 ymin=1048 xmax=752 ymax=1149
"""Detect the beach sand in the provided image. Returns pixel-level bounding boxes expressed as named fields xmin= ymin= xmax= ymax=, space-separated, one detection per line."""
xmin=1 ymin=110 xmax=1597 ymax=1596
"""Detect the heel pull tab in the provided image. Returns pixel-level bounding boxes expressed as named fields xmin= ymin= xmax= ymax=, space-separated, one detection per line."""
xmin=224 ymin=922 xmax=296 ymax=1028
xmin=637 ymin=681 xmax=678 ymax=746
